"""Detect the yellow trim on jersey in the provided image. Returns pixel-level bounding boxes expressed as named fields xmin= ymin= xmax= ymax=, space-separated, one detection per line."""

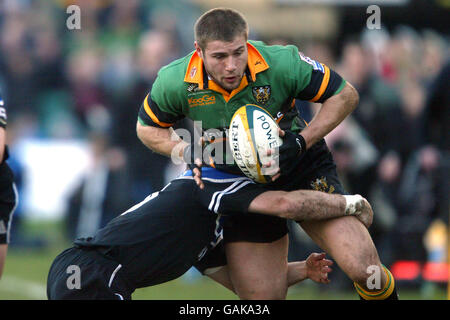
xmin=310 ymin=64 xmax=330 ymax=102
xmin=143 ymin=94 xmax=174 ymax=128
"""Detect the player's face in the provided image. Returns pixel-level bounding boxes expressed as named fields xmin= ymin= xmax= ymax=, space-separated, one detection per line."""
xmin=196 ymin=35 xmax=248 ymax=92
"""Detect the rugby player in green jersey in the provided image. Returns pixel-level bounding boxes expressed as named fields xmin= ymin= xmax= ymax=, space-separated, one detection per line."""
xmin=136 ymin=8 xmax=398 ymax=300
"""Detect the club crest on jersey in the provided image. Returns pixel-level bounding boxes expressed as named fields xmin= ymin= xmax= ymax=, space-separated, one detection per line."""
xmin=310 ymin=176 xmax=335 ymax=194
xmin=252 ymin=86 xmax=271 ymax=105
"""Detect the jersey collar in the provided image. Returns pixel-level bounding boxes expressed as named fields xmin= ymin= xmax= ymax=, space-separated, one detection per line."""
xmin=184 ymin=42 xmax=269 ymax=89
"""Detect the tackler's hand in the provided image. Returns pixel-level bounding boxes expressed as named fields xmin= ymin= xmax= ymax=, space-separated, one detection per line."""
xmin=306 ymin=252 xmax=333 ymax=284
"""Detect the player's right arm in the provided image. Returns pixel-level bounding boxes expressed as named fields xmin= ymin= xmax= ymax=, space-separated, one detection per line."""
xmin=136 ymin=79 xmax=187 ymax=156
xmin=136 ymin=67 xmax=208 ymax=188
xmin=136 ymin=121 xmax=186 ymax=160
xmin=136 ymin=117 xmax=206 ymax=188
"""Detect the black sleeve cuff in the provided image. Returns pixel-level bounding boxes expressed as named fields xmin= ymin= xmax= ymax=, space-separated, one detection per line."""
xmin=138 ymin=95 xmax=184 ymax=128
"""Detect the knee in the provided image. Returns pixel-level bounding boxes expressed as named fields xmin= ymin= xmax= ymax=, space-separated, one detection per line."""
xmin=348 ymin=263 xmax=387 ymax=290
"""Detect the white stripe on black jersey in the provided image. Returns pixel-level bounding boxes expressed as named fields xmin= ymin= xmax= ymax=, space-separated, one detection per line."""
xmin=209 ymin=179 xmax=254 ymax=214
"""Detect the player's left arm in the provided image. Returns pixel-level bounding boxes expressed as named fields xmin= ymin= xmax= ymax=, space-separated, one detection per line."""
xmin=291 ymin=51 xmax=359 ymax=149
xmin=301 ymin=82 xmax=359 ymax=149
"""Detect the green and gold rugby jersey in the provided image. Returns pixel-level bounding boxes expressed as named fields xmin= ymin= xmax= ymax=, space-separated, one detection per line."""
xmin=138 ymin=40 xmax=346 ymax=135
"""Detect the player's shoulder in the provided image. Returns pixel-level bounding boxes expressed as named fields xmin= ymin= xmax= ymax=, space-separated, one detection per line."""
xmin=249 ymin=40 xmax=301 ymax=73
xmin=151 ymin=52 xmax=193 ymax=99
xmin=157 ymin=52 xmax=193 ymax=81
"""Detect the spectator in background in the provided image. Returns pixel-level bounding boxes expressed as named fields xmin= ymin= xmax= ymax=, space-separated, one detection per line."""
xmin=66 ymin=108 xmax=133 ymax=240
xmin=424 ymin=60 xmax=449 ymax=153
xmin=338 ymin=38 xmax=401 ymax=151
xmin=108 ymin=30 xmax=185 ymax=201
xmin=395 ymin=59 xmax=449 ymax=268
xmin=336 ymin=38 xmax=401 ymax=210
xmin=66 ymin=47 xmax=107 ymax=128
xmin=0 ymin=11 xmax=37 ymax=121
xmin=32 ymin=18 xmax=66 ymax=94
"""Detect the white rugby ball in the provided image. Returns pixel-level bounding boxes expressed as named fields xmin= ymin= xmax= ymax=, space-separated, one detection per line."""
xmin=229 ymin=104 xmax=282 ymax=183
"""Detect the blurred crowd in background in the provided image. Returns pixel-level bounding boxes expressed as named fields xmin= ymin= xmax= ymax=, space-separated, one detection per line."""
xmin=0 ymin=0 xmax=448 ymax=292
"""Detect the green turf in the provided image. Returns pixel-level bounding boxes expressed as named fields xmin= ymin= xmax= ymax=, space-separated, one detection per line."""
xmin=0 ymin=220 xmax=447 ymax=300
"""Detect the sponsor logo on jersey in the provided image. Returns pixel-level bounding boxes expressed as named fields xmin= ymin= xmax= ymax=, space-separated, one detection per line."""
xmin=252 ymin=85 xmax=271 ymax=105
xmin=188 ymin=94 xmax=216 ymax=107
xmin=298 ymin=52 xmax=325 ymax=73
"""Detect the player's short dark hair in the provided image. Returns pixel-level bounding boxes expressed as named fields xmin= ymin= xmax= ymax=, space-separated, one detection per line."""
xmin=194 ymin=8 xmax=249 ymax=50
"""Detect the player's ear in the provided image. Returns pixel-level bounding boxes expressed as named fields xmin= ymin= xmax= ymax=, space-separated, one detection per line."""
xmin=195 ymin=41 xmax=204 ymax=59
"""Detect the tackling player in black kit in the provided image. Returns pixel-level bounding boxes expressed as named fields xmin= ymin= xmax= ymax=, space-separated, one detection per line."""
xmin=0 ymin=93 xmax=18 ymax=279
xmin=47 ymin=167 xmax=372 ymax=299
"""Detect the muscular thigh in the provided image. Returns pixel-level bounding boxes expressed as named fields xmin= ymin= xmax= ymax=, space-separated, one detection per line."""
xmin=225 ymin=235 xmax=289 ymax=300
xmin=299 ymin=216 xmax=382 ymax=285
xmin=221 ymin=212 xmax=289 ymax=299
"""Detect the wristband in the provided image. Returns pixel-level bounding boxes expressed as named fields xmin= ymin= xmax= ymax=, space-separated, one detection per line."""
xmin=297 ymin=134 xmax=306 ymax=155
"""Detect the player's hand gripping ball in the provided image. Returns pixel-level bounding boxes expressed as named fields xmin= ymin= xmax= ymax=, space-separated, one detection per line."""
xmin=229 ymin=104 xmax=283 ymax=183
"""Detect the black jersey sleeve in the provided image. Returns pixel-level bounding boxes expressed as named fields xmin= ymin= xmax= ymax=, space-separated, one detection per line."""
xmin=295 ymin=52 xmax=346 ymax=103
xmin=192 ymin=170 xmax=267 ymax=215
xmin=0 ymin=163 xmax=16 ymax=244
